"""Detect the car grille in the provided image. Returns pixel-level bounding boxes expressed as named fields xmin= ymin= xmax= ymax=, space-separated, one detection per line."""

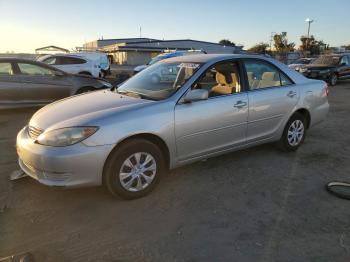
xmin=28 ymin=126 xmax=43 ymax=140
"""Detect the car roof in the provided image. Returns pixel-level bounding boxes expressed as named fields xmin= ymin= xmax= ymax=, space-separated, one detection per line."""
xmin=0 ymin=57 xmax=39 ymax=63
xmin=161 ymin=53 xmax=268 ymax=64
xmin=0 ymin=57 xmax=66 ymax=73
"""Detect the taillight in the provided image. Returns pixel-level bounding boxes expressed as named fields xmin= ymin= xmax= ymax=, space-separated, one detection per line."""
xmin=325 ymin=83 xmax=329 ymax=96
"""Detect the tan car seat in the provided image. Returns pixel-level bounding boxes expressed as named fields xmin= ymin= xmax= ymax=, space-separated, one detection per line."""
xmin=247 ymin=71 xmax=259 ymax=89
xmin=258 ymin=72 xmax=280 ymax=88
xmin=210 ymin=72 xmax=235 ymax=96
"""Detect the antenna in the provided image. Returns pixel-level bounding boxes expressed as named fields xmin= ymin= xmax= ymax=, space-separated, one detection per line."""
xmin=139 ymin=26 xmax=142 ymax=38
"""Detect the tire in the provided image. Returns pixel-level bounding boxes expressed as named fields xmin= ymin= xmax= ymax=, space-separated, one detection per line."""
xmin=329 ymin=73 xmax=338 ymax=86
xmin=103 ymin=139 xmax=165 ymax=199
xmin=75 ymin=86 xmax=95 ymax=94
xmin=278 ymin=112 xmax=307 ymax=152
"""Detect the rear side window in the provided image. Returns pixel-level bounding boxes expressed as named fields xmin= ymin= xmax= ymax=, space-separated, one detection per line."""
xmin=43 ymin=56 xmax=57 ymax=65
xmin=18 ymin=63 xmax=54 ymax=76
xmin=244 ymin=60 xmax=292 ymax=90
xmin=0 ymin=62 xmax=13 ymax=75
xmin=58 ymin=57 xmax=86 ymax=65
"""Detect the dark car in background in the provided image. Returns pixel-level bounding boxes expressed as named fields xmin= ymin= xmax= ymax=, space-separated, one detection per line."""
xmin=288 ymin=58 xmax=315 ymax=72
xmin=299 ymin=54 xmax=350 ymax=85
xmin=0 ymin=58 xmax=112 ymax=109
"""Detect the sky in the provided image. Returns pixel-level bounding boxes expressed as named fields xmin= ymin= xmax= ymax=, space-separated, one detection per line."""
xmin=0 ymin=0 xmax=349 ymax=53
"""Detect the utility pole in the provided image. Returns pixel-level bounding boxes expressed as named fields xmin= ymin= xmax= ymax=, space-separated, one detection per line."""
xmin=139 ymin=26 xmax=142 ymax=38
xmin=305 ymin=18 xmax=314 ymax=56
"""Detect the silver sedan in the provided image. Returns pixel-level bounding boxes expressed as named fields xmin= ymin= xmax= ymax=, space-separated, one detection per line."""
xmin=16 ymin=54 xmax=329 ymax=199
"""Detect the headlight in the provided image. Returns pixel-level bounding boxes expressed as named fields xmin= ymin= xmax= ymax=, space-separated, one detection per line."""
xmin=295 ymin=66 xmax=300 ymax=71
xmin=299 ymin=68 xmax=308 ymax=73
xmin=319 ymin=69 xmax=330 ymax=74
xmin=36 ymin=127 xmax=98 ymax=147
xmin=98 ymin=79 xmax=112 ymax=88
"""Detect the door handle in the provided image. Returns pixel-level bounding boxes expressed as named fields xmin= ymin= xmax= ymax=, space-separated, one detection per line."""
xmin=233 ymin=101 xmax=247 ymax=109
xmin=287 ymin=91 xmax=297 ymax=98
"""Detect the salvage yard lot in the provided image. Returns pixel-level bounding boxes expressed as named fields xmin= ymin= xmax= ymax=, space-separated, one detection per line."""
xmin=1 ymin=81 xmax=350 ymax=261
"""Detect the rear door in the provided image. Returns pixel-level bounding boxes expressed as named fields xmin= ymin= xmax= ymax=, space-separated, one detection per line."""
xmin=243 ymin=59 xmax=299 ymax=143
xmin=0 ymin=61 xmax=22 ymax=106
xmin=16 ymin=62 xmax=71 ymax=104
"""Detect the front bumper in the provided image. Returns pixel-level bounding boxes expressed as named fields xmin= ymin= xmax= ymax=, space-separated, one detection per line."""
xmin=16 ymin=126 xmax=114 ymax=187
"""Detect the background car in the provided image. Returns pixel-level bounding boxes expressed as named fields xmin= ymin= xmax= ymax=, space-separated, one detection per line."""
xmin=133 ymin=50 xmax=206 ymax=74
xmin=0 ymin=58 xmax=112 ymax=108
xmin=37 ymin=53 xmax=110 ymax=78
xmin=299 ymin=53 xmax=350 ymax=85
xmin=16 ymin=54 xmax=329 ymax=199
xmin=288 ymin=58 xmax=315 ymax=72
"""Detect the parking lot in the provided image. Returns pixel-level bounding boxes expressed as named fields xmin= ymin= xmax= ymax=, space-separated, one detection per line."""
xmin=0 ymin=81 xmax=349 ymax=261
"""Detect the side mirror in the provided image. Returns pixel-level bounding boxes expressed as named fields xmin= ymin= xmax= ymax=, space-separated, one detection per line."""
xmin=183 ymin=89 xmax=208 ymax=103
xmin=54 ymin=71 xmax=65 ymax=76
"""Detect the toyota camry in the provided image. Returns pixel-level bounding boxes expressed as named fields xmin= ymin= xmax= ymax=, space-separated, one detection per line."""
xmin=16 ymin=54 xmax=329 ymax=199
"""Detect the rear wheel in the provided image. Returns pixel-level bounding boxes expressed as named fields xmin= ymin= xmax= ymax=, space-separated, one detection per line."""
xmin=329 ymin=73 xmax=338 ymax=86
xmin=104 ymin=139 xmax=164 ymax=199
xmin=278 ymin=113 xmax=307 ymax=152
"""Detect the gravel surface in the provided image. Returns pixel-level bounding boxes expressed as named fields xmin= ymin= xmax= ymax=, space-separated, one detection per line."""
xmin=1 ymin=81 xmax=350 ymax=261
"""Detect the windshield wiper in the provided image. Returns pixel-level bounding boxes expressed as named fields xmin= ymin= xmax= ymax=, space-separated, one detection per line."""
xmin=116 ymin=90 xmax=157 ymax=101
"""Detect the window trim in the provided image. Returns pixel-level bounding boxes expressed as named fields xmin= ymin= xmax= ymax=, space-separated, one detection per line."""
xmin=241 ymin=58 xmax=295 ymax=92
xmin=177 ymin=59 xmax=247 ymax=104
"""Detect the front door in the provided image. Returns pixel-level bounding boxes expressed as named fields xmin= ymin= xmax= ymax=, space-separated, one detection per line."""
xmin=175 ymin=61 xmax=248 ymax=161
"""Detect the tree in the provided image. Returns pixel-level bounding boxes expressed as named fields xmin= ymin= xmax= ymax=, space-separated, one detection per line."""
xmin=273 ymin=32 xmax=295 ymax=53
xmin=341 ymin=44 xmax=350 ymax=50
xmin=248 ymin=42 xmax=269 ymax=54
xmin=300 ymin=35 xmax=329 ymax=55
xmin=219 ymin=39 xmax=236 ymax=47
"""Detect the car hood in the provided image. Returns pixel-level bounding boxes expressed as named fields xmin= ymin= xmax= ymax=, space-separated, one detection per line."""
xmin=29 ymin=90 xmax=153 ymax=131
xmin=304 ymin=64 xmax=335 ymax=70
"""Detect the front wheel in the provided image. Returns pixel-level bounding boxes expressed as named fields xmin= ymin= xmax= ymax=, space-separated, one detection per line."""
xmin=278 ymin=113 xmax=307 ymax=152
xmin=329 ymin=73 xmax=338 ymax=86
xmin=104 ymin=139 xmax=164 ymax=199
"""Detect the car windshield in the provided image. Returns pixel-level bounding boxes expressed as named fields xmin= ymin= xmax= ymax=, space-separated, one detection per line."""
xmin=312 ymin=56 xmax=340 ymax=66
xmin=117 ymin=61 xmax=201 ymax=100
xmin=148 ymin=56 xmax=165 ymax=65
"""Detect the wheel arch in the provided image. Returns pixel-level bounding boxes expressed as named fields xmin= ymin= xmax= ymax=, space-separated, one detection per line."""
xmin=292 ymin=108 xmax=311 ymax=129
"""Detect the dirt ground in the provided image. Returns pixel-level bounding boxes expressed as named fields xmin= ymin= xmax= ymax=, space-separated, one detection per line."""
xmin=1 ymin=81 xmax=350 ymax=262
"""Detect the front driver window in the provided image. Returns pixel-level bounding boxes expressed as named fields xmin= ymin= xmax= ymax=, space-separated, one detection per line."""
xmin=340 ymin=56 xmax=349 ymax=66
xmin=193 ymin=62 xmax=241 ymax=97
xmin=18 ymin=63 xmax=54 ymax=76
